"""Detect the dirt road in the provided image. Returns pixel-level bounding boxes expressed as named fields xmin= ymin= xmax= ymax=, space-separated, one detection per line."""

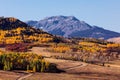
xmin=16 ymin=47 xmax=87 ymax=80
xmin=17 ymin=73 xmax=33 ymax=80
xmin=0 ymin=47 xmax=120 ymax=80
xmin=31 ymin=47 xmax=88 ymax=71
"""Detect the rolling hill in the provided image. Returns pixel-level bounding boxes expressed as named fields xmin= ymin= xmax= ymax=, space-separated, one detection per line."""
xmin=107 ymin=37 xmax=120 ymax=43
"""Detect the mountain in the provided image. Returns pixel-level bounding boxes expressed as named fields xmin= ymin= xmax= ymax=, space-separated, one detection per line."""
xmin=26 ymin=16 xmax=120 ymax=39
xmin=107 ymin=37 xmax=120 ymax=43
xmin=0 ymin=17 xmax=54 ymax=44
xmin=70 ymin=26 xmax=120 ymax=39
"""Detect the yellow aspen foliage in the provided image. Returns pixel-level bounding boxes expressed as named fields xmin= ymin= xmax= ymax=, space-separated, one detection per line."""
xmin=107 ymin=43 xmax=120 ymax=48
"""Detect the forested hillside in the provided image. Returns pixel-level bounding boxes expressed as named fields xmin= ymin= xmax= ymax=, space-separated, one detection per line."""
xmin=0 ymin=17 xmax=53 ymax=44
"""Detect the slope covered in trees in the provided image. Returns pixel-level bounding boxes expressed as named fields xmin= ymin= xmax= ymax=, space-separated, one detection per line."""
xmin=0 ymin=17 xmax=54 ymax=44
xmin=47 ymin=38 xmax=120 ymax=64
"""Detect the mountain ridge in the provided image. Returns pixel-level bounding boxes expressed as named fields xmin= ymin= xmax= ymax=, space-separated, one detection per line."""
xmin=26 ymin=16 xmax=120 ymax=39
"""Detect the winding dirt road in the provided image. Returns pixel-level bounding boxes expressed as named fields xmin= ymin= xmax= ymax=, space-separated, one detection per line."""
xmin=17 ymin=73 xmax=33 ymax=80
xmin=31 ymin=47 xmax=88 ymax=69
xmin=16 ymin=47 xmax=88 ymax=80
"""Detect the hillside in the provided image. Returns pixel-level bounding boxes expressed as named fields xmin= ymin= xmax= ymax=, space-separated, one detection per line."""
xmin=107 ymin=37 xmax=120 ymax=43
xmin=0 ymin=17 xmax=53 ymax=44
xmin=0 ymin=17 xmax=28 ymax=30
xmin=26 ymin=16 xmax=120 ymax=39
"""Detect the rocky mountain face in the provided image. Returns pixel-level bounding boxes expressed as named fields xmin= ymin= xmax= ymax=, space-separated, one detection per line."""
xmin=26 ymin=16 xmax=120 ymax=39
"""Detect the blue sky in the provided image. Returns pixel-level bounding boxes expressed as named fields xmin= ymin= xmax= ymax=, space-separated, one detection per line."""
xmin=0 ymin=0 xmax=120 ymax=32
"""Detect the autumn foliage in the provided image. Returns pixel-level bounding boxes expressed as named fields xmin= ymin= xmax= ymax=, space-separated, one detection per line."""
xmin=0 ymin=52 xmax=59 ymax=72
xmin=5 ymin=43 xmax=30 ymax=52
xmin=48 ymin=43 xmax=71 ymax=53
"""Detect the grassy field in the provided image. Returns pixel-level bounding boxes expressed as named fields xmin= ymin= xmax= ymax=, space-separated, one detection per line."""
xmin=0 ymin=70 xmax=22 ymax=80
xmin=0 ymin=47 xmax=120 ymax=80
xmin=0 ymin=65 xmax=120 ymax=80
xmin=0 ymin=62 xmax=120 ymax=80
xmin=24 ymin=59 xmax=120 ymax=80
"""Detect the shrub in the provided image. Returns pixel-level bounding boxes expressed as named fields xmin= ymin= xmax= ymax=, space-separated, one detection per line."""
xmin=5 ymin=43 xmax=31 ymax=52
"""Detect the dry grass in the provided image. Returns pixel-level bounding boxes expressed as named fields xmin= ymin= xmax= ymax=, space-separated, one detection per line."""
xmin=29 ymin=47 xmax=120 ymax=80
xmin=109 ymin=60 xmax=120 ymax=65
xmin=0 ymin=47 xmax=120 ymax=80
xmin=24 ymin=73 xmax=88 ymax=80
xmin=0 ymin=70 xmax=22 ymax=80
xmin=66 ymin=64 xmax=120 ymax=80
xmin=1 ymin=63 xmax=120 ymax=80
xmin=105 ymin=60 xmax=120 ymax=68
xmin=29 ymin=47 xmax=63 ymax=57
xmin=23 ymin=63 xmax=120 ymax=80
xmin=107 ymin=37 xmax=120 ymax=43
